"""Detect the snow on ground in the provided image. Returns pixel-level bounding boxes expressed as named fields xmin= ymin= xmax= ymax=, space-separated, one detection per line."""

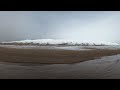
xmin=0 ymin=45 xmax=93 ymax=51
xmin=0 ymin=54 xmax=120 ymax=79
xmin=0 ymin=45 xmax=120 ymax=51
xmin=1 ymin=39 xmax=119 ymax=46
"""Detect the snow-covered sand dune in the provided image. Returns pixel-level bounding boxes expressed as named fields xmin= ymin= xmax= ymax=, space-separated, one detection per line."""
xmin=0 ymin=45 xmax=120 ymax=51
xmin=1 ymin=39 xmax=119 ymax=46
xmin=1 ymin=39 xmax=119 ymax=51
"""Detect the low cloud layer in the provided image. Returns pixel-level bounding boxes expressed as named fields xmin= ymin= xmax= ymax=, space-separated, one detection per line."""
xmin=0 ymin=11 xmax=119 ymax=43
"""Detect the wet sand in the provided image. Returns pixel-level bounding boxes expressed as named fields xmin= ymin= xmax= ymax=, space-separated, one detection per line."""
xmin=0 ymin=47 xmax=120 ymax=64
xmin=0 ymin=54 xmax=119 ymax=79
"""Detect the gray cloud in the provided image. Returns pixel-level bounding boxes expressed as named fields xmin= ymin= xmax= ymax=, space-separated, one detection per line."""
xmin=0 ymin=11 xmax=120 ymax=43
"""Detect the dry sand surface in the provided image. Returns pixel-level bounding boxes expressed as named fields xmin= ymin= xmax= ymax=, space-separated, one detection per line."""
xmin=0 ymin=46 xmax=120 ymax=64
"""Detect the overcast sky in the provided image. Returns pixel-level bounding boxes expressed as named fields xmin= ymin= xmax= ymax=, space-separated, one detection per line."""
xmin=0 ymin=11 xmax=120 ymax=43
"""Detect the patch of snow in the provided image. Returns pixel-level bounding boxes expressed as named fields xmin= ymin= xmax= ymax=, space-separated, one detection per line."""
xmin=1 ymin=39 xmax=119 ymax=46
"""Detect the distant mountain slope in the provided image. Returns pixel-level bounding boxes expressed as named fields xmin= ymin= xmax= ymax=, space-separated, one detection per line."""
xmin=1 ymin=39 xmax=119 ymax=46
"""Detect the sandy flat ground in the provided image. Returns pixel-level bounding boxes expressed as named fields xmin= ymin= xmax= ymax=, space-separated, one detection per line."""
xmin=0 ymin=45 xmax=120 ymax=64
xmin=0 ymin=45 xmax=120 ymax=79
xmin=0 ymin=55 xmax=119 ymax=79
